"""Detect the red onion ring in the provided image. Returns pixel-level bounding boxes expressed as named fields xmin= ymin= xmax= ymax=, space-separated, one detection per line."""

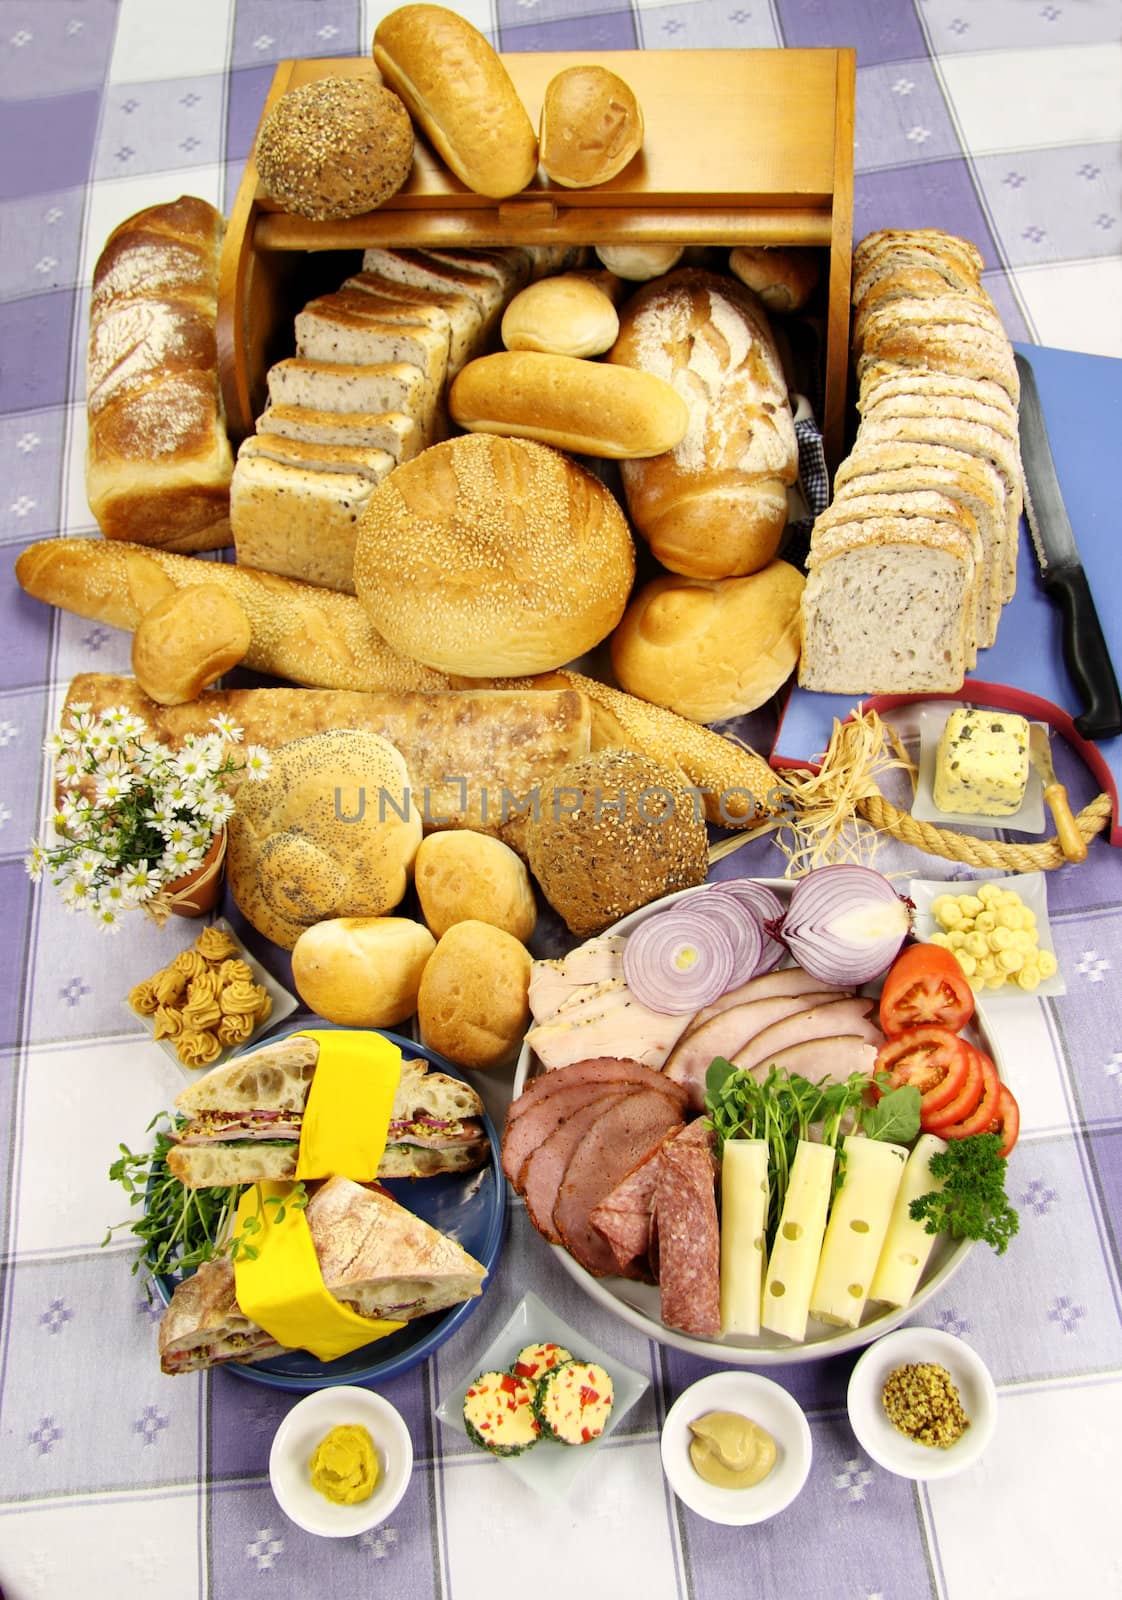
xmin=622 ymin=904 xmax=738 ymax=1013
xmin=704 ymin=880 xmax=785 ymax=973
xmin=778 ymin=864 xmax=911 ymax=986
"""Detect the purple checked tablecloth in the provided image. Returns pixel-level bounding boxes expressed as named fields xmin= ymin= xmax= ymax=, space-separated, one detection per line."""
xmin=2 ymin=4 xmax=1121 ymax=1598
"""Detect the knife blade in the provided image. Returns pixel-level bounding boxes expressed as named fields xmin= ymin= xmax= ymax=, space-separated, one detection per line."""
xmin=1015 ymin=350 xmax=1122 ymax=742
xmin=1028 ymin=723 xmax=1087 ymax=862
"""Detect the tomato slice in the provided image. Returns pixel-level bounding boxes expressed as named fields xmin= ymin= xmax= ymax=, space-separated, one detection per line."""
xmin=879 ymin=942 xmax=975 ymax=1035
xmin=922 ymin=1042 xmax=985 ymax=1132
xmin=936 ymin=1048 xmax=1003 ymax=1139
xmin=988 ymin=1083 xmax=1021 ymax=1157
xmin=873 ymin=1027 xmax=973 ymax=1119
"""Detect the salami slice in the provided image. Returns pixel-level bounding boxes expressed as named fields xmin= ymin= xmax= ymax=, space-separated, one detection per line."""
xmin=653 ymin=1137 xmax=721 ymax=1338
xmin=589 ymin=1119 xmax=716 ymax=1276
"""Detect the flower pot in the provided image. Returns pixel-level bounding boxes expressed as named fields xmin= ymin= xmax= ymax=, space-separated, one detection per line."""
xmin=166 ymin=828 xmax=228 ymax=918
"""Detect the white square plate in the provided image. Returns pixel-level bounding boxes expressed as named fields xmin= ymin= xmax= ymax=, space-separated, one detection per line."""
xmin=434 ymin=1290 xmax=649 ymax=1500
xmin=909 ymin=872 xmax=1065 ymax=1004
xmin=911 ymin=708 xmax=1046 ymax=833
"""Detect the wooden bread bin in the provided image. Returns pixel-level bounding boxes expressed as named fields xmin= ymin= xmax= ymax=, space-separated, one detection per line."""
xmin=218 ymin=48 xmax=856 ymax=463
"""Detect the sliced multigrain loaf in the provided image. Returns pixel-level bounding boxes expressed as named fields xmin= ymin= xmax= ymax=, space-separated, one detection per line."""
xmin=299 ymin=286 xmax=459 ymax=373
xmin=230 ymin=453 xmax=389 ymax=593
xmin=859 ymin=390 xmax=1020 ymax=451
xmin=255 ymin=402 xmax=423 ymax=463
xmin=342 ymin=271 xmax=486 ymax=369
xmin=852 ymin=229 xmax=985 ymax=289
xmin=800 ymin=521 xmax=974 ymax=694
xmin=812 ymin=491 xmax=985 ymax=662
xmin=853 ymin=268 xmax=998 ymax=328
xmin=854 ymin=324 xmax=1020 ymax=405
xmin=238 ymin=433 xmax=396 ymax=481
xmin=422 ymin=246 xmax=531 ymax=295
xmin=853 ymin=290 xmax=1006 ymax=353
xmin=832 ymin=458 xmax=1006 ymax=646
xmin=360 ymin=247 xmax=507 ymax=336
xmin=293 ymin=306 xmax=447 ymax=393
xmin=857 ymin=367 xmax=1019 ymax=425
xmin=265 ymin=358 xmax=435 ymax=440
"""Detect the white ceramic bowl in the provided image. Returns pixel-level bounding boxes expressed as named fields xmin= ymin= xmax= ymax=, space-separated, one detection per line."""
xmin=847 ymin=1326 xmax=997 ymax=1480
xmin=660 ymin=1370 xmax=812 ymax=1525
xmin=269 ymin=1385 xmax=413 ymax=1537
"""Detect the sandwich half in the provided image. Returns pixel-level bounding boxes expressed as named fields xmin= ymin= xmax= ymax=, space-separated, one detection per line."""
xmin=157 ymin=1175 xmax=488 ymax=1374
xmin=165 ymin=1034 xmax=489 ymax=1187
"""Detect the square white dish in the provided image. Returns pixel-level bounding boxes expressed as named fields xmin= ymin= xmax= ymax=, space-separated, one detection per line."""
xmin=434 ymin=1289 xmax=649 ymax=1500
xmin=911 ymin=707 xmax=1046 ymax=833
xmin=909 ymin=872 xmax=1065 ymax=1003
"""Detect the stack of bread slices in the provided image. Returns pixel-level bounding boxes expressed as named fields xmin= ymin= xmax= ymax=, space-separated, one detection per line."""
xmin=798 ymin=228 xmax=1024 ymax=694
xmin=229 ymin=245 xmax=581 ymax=593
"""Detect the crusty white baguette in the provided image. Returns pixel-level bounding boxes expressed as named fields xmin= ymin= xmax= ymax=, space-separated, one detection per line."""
xmin=85 ymin=194 xmax=233 ymax=552
xmin=372 ymin=5 xmax=537 ymax=199
xmin=15 ymin=538 xmax=452 ymax=692
xmin=255 ymin=402 xmax=423 ymax=462
xmin=448 ymin=350 xmax=689 ymax=458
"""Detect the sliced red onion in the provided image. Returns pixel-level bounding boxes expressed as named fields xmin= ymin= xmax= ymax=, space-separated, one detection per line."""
xmin=688 ymin=887 xmax=766 ymax=980
xmin=622 ymin=905 xmax=738 ymax=1013
xmin=704 ymin=880 xmax=785 ymax=973
xmin=779 ymin=864 xmax=911 ymax=986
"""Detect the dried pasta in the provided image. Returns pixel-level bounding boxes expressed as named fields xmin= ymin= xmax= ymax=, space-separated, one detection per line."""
xmin=127 ymin=925 xmax=273 ymax=1068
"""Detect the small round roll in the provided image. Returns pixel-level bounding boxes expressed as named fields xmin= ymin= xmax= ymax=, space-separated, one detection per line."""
xmin=501 ymin=275 xmax=619 ymax=358
xmin=291 ymin=916 xmax=436 ymax=1027
xmin=373 ymin=5 xmax=537 ymax=199
xmin=539 ymin=65 xmax=644 ymax=188
xmin=449 ymin=350 xmax=689 ymax=459
xmin=131 ymin=583 xmax=251 ymax=706
xmin=414 ymin=831 xmax=536 ymax=942
xmin=595 ymin=243 xmax=684 ymax=280
xmin=254 ymin=77 xmax=414 ymax=220
xmin=728 ymin=246 xmax=821 ymax=313
xmin=417 ymin=920 xmax=531 ymax=1070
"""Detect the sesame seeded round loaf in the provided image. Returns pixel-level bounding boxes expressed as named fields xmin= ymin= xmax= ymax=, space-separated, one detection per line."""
xmin=254 ymin=77 xmax=414 ymax=221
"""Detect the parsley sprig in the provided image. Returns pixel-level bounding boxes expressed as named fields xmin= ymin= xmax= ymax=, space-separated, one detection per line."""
xmin=909 ymin=1132 xmax=1020 ymax=1254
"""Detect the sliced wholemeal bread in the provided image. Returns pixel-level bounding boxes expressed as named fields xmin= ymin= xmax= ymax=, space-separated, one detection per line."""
xmin=294 ymin=307 xmax=447 ymax=393
xmin=342 ymin=272 xmax=485 ymax=369
xmin=422 ymin=246 xmax=531 ymax=295
xmin=238 ymin=434 xmax=395 ymax=482
xmin=255 ymin=403 xmax=423 ymax=462
xmin=854 ymin=268 xmax=998 ymax=328
xmin=853 ymin=229 xmax=985 ymax=288
xmin=300 ymin=287 xmax=459 ymax=374
xmin=265 ymin=358 xmax=435 ymax=439
xmin=230 ymin=454 xmax=384 ymax=593
xmin=857 ymin=367 xmax=1018 ymax=424
xmin=360 ymin=247 xmax=506 ymax=334
xmin=854 ymin=325 xmax=1020 ymax=404
xmin=800 ymin=522 xmax=974 ymax=694
xmin=854 ymin=292 xmax=1007 ymax=351
xmin=859 ymin=390 xmax=1020 ymax=450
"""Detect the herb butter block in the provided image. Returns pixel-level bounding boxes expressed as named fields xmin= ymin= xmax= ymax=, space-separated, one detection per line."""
xmin=932 ymin=708 xmax=1029 ymax=816
xmin=532 ymin=1360 xmax=614 ymax=1445
xmin=463 ymin=1371 xmax=540 ymax=1456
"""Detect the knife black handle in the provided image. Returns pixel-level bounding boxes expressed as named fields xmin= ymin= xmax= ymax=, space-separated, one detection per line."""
xmin=1042 ymin=564 xmax=1122 ymax=741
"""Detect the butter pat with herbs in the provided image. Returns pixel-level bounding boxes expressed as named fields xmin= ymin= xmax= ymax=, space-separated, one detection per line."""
xmin=932 ymin=709 xmax=1030 ymax=817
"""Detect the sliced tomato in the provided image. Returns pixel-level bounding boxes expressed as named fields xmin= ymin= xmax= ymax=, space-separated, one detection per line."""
xmin=922 ymin=1041 xmax=985 ymax=1132
xmin=879 ymin=942 xmax=975 ymax=1035
xmin=873 ymin=1026 xmax=974 ymax=1119
xmin=936 ymin=1048 xmax=1003 ymax=1139
xmin=988 ymin=1083 xmax=1021 ymax=1157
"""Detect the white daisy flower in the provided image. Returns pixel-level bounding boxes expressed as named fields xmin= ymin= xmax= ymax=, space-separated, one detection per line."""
xmin=72 ymin=851 xmax=101 ymax=883
xmin=94 ymin=772 xmax=135 ymax=807
xmin=26 ymin=841 xmax=46 ymax=882
xmin=205 ymin=792 xmax=236 ymax=827
xmin=56 ymin=753 xmax=85 ymax=788
xmin=161 ymin=842 xmax=204 ymax=877
xmin=161 ymin=819 xmax=193 ymax=847
xmin=122 ymin=861 xmax=162 ymax=901
xmin=210 ymin=713 xmax=243 ymax=744
xmin=93 ymin=901 xmax=124 ymax=933
xmin=61 ymin=877 xmax=93 ymax=911
xmin=244 ymin=746 xmax=272 ymax=780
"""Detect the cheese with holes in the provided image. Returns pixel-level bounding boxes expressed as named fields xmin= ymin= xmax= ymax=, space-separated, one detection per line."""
xmin=761 ymin=1139 xmax=835 ymax=1342
xmin=719 ymin=1139 xmax=769 ymax=1337
xmin=933 ymin=707 xmax=1029 ymax=816
xmin=809 ymin=1136 xmax=908 ymax=1328
xmin=869 ymin=1132 xmax=949 ymax=1307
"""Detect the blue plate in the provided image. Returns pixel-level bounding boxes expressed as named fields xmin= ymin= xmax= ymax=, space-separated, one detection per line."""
xmin=152 ymin=1020 xmax=507 ymax=1392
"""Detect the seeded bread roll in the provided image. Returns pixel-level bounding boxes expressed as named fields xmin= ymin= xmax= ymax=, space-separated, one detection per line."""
xmin=373 ymin=5 xmax=537 ymax=200
xmin=254 ymin=76 xmax=414 ymax=220
xmin=131 ymin=583 xmax=252 ymax=706
xmin=352 ymin=434 xmax=635 ymax=676
xmin=539 ymin=64 xmax=644 ymax=188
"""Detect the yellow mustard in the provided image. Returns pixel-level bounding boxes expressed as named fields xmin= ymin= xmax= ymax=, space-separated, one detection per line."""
xmin=309 ymin=1423 xmax=380 ymax=1505
xmin=687 ymin=1411 xmax=777 ymax=1489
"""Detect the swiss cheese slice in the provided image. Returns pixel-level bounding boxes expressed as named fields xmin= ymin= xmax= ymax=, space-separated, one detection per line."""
xmin=809 ymin=1136 xmax=908 ymax=1328
xmin=719 ymin=1139 xmax=769 ymax=1337
xmin=869 ymin=1132 xmax=949 ymax=1307
xmin=761 ymin=1140 xmax=835 ymax=1343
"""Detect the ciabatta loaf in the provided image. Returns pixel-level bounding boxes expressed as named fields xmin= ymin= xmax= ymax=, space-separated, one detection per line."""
xmin=85 ymin=195 xmax=233 ymax=552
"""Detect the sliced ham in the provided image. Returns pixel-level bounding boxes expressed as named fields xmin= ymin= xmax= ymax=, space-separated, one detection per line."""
xmin=525 ymin=985 xmax=694 ymax=1071
xmin=654 ymin=1137 xmax=721 ymax=1338
xmin=762 ymin=1034 xmax=880 ymax=1085
xmin=528 ymin=935 xmax=625 ymax=1023
xmin=683 ymin=967 xmax=850 ymax=1035
xmin=664 ymin=991 xmax=843 ymax=1111
xmin=505 ymin=1057 xmax=685 ymax=1125
xmin=589 ymin=1118 xmax=715 ymax=1277
xmin=731 ymin=996 xmax=882 ymax=1077
xmin=520 ymin=1090 xmax=640 ymax=1242
xmin=553 ymin=1092 xmax=685 ymax=1276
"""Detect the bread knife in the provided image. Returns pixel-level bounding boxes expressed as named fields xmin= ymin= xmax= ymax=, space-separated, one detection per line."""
xmin=1015 ymin=350 xmax=1122 ymax=741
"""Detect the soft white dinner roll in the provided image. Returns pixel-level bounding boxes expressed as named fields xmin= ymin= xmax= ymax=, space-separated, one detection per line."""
xmin=595 ymin=243 xmax=685 ymax=280
xmin=610 ymin=562 xmax=807 ymax=722
xmin=414 ymin=831 xmax=536 ymax=942
xmin=539 ymin=64 xmax=644 ymax=188
xmin=291 ymin=916 xmax=436 ymax=1026
xmin=501 ymin=274 xmax=619 ymax=358
xmin=417 ymin=920 xmax=532 ymax=1070
xmin=131 ymin=583 xmax=251 ymax=706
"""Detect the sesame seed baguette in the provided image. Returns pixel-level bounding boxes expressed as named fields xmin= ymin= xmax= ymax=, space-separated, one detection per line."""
xmin=15 ymin=537 xmax=453 ymax=692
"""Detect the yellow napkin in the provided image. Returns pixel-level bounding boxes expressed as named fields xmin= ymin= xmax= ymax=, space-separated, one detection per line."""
xmin=294 ymin=1028 xmax=402 ymax=1180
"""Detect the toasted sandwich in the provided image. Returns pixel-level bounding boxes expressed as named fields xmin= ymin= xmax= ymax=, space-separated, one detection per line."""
xmin=164 ymin=1034 xmax=489 ymax=1187
xmin=157 ymin=1175 xmax=488 ymax=1373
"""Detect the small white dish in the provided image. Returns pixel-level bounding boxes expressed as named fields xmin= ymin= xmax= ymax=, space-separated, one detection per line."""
xmin=909 ymin=871 xmax=1065 ymax=1006
xmin=269 ymin=1385 xmax=413 ymax=1537
xmin=912 ymin=707 xmax=1046 ymax=833
xmin=434 ymin=1289 xmax=649 ymax=1501
xmin=660 ymin=1370 xmax=812 ymax=1526
xmin=847 ymin=1326 xmax=997 ymax=1481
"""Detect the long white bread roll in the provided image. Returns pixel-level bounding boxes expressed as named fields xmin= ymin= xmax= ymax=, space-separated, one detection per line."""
xmin=15 ymin=538 xmax=450 ymax=693
xmin=86 ymin=195 xmax=234 ymax=553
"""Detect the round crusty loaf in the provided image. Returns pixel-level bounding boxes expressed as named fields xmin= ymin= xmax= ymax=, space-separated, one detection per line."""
xmin=525 ymin=748 xmax=709 ymax=936
xmin=290 ymin=916 xmax=436 ymax=1027
xmin=131 ymin=583 xmax=251 ymax=705
xmin=501 ymin=274 xmax=619 ymax=358
xmin=539 ymin=64 xmax=644 ymax=188
xmin=373 ymin=5 xmax=537 ymax=200
xmin=448 ymin=350 xmax=689 ymax=459
xmin=226 ymin=730 xmax=421 ymax=949
xmin=610 ymin=562 xmax=806 ymax=722
xmin=414 ymin=830 xmax=536 ymax=942
xmin=254 ymin=77 xmax=414 ymax=220
xmin=417 ymin=920 xmax=532 ymax=1070
xmin=352 ymin=434 xmax=635 ymax=677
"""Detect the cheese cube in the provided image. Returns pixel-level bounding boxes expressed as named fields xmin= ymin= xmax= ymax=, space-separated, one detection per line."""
xmin=933 ymin=708 xmax=1029 ymax=816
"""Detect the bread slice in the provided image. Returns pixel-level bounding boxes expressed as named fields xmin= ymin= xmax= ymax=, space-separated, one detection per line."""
xmin=857 ymin=367 xmax=1018 ymax=424
xmin=360 ymin=247 xmax=506 ymax=335
xmin=342 ymin=271 xmax=486 ymax=370
xmin=294 ymin=306 xmax=447 ymax=393
xmin=266 ymin=357 xmax=434 ymax=440
xmin=255 ymin=402 xmax=423 ymax=462
xmin=853 ymin=293 xmax=1008 ymax=355
xmin=854 ymin=267 xmax=998 ymax=329
xmin=800 ymin=521 xmax=974 ymax=694
xmin=855 ymin=325 xmax=1020 ymax=405
xmin=859 ymin=390 xmax=1019 ymax=449
xmin=423 ymin=246 xmax=531 ymax=295
xmin=230 ymin=451 xmax=390 ymax=592
xmin=853 ymin=229 xmax=985 ymax=291
xmin=239 ymin=433 xmax=395 ymax=481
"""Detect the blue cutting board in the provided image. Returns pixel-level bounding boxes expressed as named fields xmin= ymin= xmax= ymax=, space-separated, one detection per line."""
xmin=772 ymin=342 xmax=1122 ymax=842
